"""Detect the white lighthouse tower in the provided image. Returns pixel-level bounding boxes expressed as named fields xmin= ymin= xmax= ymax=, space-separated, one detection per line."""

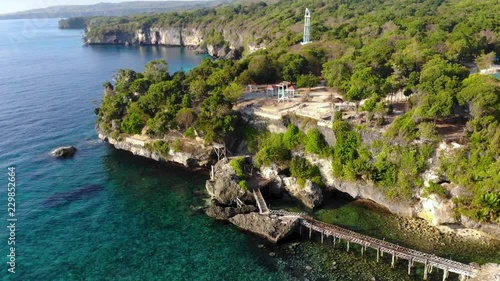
xmin=301 ymin=8 xmax=311 ymax=45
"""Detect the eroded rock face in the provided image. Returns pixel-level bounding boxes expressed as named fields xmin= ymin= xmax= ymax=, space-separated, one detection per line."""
xmin=260 ymin=165 xmax=322 ymax=207
xmin=98 ymin=132 xmax=212 ymax=167
xmin=52 ymin=146 xmax=77 ymax=158
xmin=417 ymin=194 xmax=457 ymax=225
xmin=470 ymin=263 xmax=500 ymax=281
xmin=304 ymin=154 xmax=414 ymax=216
xmin=461 ymin=216 xmax=500 ymax=238
xmin=229 ymin=212 xmax=300 ymax=243
xmin=205 ymin=159 xmax=253 ymax=205
xmin=282 ymin=177 xmax=323 ymax=209
xmin=260 ymin=164 xmax=284 ymax=197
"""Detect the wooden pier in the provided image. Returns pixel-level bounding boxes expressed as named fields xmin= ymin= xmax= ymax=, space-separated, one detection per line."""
xmin=252 ymin=188 xmax=479 ymax=280
xmin=300 ymin=217 xmax=478 ymax=280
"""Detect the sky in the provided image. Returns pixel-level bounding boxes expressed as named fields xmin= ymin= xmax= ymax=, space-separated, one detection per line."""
xmin=1 ymin=0 xmax=197 ymax=14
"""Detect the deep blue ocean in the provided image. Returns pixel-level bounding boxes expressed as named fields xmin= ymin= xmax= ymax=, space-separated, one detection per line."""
xmin=0 ymin=19 xmax=498 ymax=281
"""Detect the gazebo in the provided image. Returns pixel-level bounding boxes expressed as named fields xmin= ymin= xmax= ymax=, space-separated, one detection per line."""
xmin=285 ymin=85 xmax=297 ymax=98
xmin=266 ymin=85 xmax=277 ymax=97
xmin=277 ymin=83 xmax=288 ymax=103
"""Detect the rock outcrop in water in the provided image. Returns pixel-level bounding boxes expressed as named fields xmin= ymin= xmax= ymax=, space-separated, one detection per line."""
xmin=205 ymin=158 xmax=254 ymax=205
xmin=52 ymin=146 xmax=77 ymax=158
xmin=203 ymin=158 xmax=297 ymax=243
xmin=229 ymin=212 xmax=300 ymax=243
xmin=205 ymin=200 xmax=257 ymax=220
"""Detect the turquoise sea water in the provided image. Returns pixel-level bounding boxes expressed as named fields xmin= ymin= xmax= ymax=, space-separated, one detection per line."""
xmin=0 ymin=18 xmax=287 ymax=280
xmin=0 ymin=19 xmax=498 ymax=281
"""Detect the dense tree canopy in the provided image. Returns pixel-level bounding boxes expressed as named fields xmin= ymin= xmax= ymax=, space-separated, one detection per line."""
xmin=93 ymin=0 xmax=500 ymax=223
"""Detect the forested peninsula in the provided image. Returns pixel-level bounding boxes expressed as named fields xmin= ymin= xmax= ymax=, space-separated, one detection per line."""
xmin=91 ymin=0 xmax=499 ymax=235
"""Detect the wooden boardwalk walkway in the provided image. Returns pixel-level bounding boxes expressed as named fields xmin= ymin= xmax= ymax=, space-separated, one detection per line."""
xmin=300 ymin=216 xmax=478 ymax=280
xmin=252 ymin=189 xmax=478 ymax=280
xmin=253 ymin=188 xmax=269 ymax=215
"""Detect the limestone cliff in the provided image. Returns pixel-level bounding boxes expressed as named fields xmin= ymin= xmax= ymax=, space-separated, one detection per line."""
xmin=84 ymin=26 xmax=265 ymax=59
xmin=97 ymin=131 xmax=213 ymax=168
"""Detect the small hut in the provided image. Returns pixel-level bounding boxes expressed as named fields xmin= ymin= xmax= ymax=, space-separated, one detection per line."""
xmin=277 ymin=84 xmax=288 ymax=103
xmin=285 ymin=85 xmax=297 ymax=98
xmin=247 ymin=83 xmax=258 ymax=92
xmin=266 ymin=85 xmax=277 ymax=97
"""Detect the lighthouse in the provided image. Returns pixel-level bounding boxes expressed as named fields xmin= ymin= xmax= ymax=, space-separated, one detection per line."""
xmin=301 ymin=8 xmax=311 ymax=45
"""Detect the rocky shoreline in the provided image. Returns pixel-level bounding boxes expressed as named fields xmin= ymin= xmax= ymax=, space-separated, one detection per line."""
xmin=97 ymin=129 xmax=499 ymax=279
xmin=97 ymin=126 xmax=500 ymax=239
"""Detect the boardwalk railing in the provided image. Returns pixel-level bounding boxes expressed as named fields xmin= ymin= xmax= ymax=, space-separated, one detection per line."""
xmin=252 ymin=189 xmax=479 ymax=280
xmin=300 ymin=217 xmax=478 ymax=280
xmin=253 ymin=189 xmax=269 ymax=215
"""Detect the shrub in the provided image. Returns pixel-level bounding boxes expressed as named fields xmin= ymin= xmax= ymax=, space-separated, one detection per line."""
xmin=423 ymin=182 xmax=449 ymax=198
xmin=290 ymin=157 xmax=324 ymax=188
xmin=176 ymin=108 xmax=196 ymax=130
xmin=418 ymin=122 xmax=439 ymax=142
xmin=254 ymin=133 xmax=291 ymax=167
xmin=240 ymin=122 xmax=262 ymax=153
xmin=304 ymin=128 xmax=329 ymax=156
xmin=386 ymin=112 xmax=418 ymax=141
xmin=283 ymin=123 xmax=302 ymax=150
xmin=239 ymin=180 xmax=250 ymax=191
xmin=230 ymin=157 xmax=251 ymax=190
xmin=229 ymin=157 xmax=246 ymax=179
xmin=183 ymin=127 xmax=196 ymax=139
xmin=172 ymin=139 xmax=183 ymax=152
xmin=146 ymin=141 xmax=170 ymax=158
xmin=296 ymin=73 xmax=320 ymax=88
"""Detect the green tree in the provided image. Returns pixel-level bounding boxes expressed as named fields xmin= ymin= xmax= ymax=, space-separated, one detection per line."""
xmin=346 ymin=67 xmax=381 ymax=111
xmin=475 ymin=51 xmax=496 ymax=70
xmin=296 ymin=74 xmax=320 ymax=88
xmin=322 ymin=59 xmax=351 ymax=93
xmin=458 ymin=74 xmax=500 ymax=121
xmin=305 ymin=128 xmax=328 ymax=155
xmin=189 ymin=79 xmax=208 ymax=100
xmin=222 ymin=82 xmax=243 ymax=102
xmin=143 ymin=59 xmax=169 ymax=83
xmin=247 ymin=55 xmax=277 ymax=84
xmin=130 ymin=78 xmax=151 ymax=95
xmin=196 ymin=92 xmax=236 ymax=142
xmin=416 ymin=56 xmax=469 ymax=120
xmin=176 ymin=108 xmax=196 ymax=130
xmin=137 ymin=81 xmax=176 ymax=116
xmin=280 ymin=53 xmax=307 ymax=82
xmin=113 ymin=69 xmax=137 ymax=93
xmin=121 ymin=104 xmax=147 ymax=134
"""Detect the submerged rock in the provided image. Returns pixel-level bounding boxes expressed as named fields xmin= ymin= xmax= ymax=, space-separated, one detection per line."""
xmin=52 ymin=146 xmax=77 ymax=158
xmin=229 ymin=212 xmax=300 ymax=243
